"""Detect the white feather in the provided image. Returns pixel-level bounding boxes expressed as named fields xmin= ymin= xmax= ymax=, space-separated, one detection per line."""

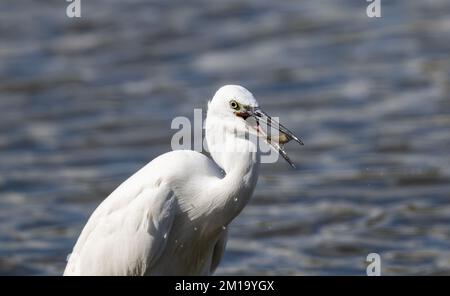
xmin=64 ymin=85 xmax=263 ymax=275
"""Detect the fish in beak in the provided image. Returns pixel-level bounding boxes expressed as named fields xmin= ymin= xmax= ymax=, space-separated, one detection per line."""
xmin=237 ymin=107 xmax=304 ymax=168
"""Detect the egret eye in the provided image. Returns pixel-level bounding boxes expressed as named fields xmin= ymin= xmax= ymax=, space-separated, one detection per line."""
xmin=230 ymin=100 xmax=240 ymax=110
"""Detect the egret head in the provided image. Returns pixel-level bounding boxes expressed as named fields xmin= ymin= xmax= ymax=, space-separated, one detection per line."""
xmin=208 ymin=85 xmax=259 ymax=119
xmin=206 ymin=85 xmax=303 ymax=168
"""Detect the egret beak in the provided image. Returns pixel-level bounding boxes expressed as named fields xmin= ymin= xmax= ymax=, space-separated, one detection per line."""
xmin=238 ymin=107 xmax=304 ymax=168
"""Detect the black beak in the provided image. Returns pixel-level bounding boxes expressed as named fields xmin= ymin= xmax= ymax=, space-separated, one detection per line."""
xmin=245 ymin=107 xmax=304 ymax=168
xmin=252 ymin=108 xmax=304 ymax=146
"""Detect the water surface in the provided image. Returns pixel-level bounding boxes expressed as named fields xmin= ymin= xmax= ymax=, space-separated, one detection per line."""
xmin=0 ymin=0 xmax=450 ymax=275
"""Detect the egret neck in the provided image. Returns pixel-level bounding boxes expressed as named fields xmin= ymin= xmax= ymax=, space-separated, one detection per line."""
xmin=205 ymin=114 xmax=261 ymax=229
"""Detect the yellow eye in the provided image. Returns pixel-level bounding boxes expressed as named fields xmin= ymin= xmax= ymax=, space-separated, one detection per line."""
xmin=230 ymin=100 xmax=240 ymax=110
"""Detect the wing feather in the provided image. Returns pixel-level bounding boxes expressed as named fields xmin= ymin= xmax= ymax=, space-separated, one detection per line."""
xmin=64 ymin=183 xmax=176 ymax=276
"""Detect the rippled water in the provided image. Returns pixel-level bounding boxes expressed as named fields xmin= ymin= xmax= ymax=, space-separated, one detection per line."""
xmin=1 ymin=0 xmax=450 ymax=275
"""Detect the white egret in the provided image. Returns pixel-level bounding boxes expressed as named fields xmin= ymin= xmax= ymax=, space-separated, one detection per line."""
xmin=64 ymin=85 xmax=303 ymax=276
